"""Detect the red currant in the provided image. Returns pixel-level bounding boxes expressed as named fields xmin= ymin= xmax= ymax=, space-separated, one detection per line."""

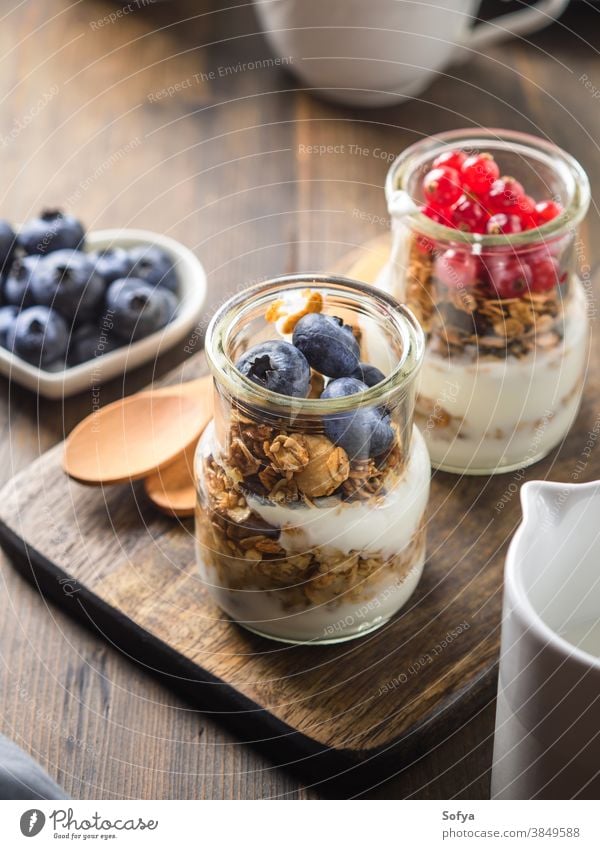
xmin=530 ymin=255 xmax=560 ymax=292
xmin=513 ymin=195 xmax=536 ymax=231
xmin=451 ymin=196 xmax=488 ymax=233
xmin=434 ymin=248 xmax=479 ymax=289
xmin=433 ymin=149 xmax=467 ymax=172
xmin=535 ymin=199 xmax=563 ymax=225
xmin=486 ymin=213 xmax=522 ymax=235
xmin=487 ymin=176 xmax=525 ymax=214
xmin=422 ymin=202 xmax=454 ymax=227
xmin=461 ymin=153 xmax=500 ymax=195
xmin=484 ymin=255 xmax=532 ymax=299
xmin=423 ymin=166 xmax=463 ymax=206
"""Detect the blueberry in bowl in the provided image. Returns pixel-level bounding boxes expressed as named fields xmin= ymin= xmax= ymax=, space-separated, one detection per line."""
xmin=67 ymin=322 xmax=122 ymax=367
xmin=30 ymin=249 xmax=105 ymax=322
xmin=0 ymin=306 xmax=18 ymax=347
xmin=127 ymin=244 xmax=178 ymax=293
xmin=5 ymin=306 xmax=68 ymax=368
xmin=0 ymin=216 xmax=206 ymax=397
xmin=3 ymin=255 xmax=41 ymax=308
xmin=0 ymin=219 xmax=16 ymax=272
xmin=89 ymin=246 xmax=133 ymax=285
xmin=106 ymin=277 xmax=177 ymax=341
xmin=18 ymin=209 xmax=85 ymax=255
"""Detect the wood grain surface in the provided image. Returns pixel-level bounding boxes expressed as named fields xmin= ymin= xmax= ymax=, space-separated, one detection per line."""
xmin=0 ymin=0 xmax=598 ymax=799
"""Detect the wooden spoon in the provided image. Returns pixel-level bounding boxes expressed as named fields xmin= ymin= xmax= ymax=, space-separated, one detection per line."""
xmin=63 ymin=375 xmax=213 ymax=486
xmin=144 ymin=439 xmax=199 ymax=518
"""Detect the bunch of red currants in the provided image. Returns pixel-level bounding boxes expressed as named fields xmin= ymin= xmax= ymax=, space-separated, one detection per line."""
xmin=419 ymin=149 xmax=566 ymax=298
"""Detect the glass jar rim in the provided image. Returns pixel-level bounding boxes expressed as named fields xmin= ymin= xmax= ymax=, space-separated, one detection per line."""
xmin=385 ymin=128 xmax=590 ymax=248
xmin=205 ymin=273 xmax=425 ymax=415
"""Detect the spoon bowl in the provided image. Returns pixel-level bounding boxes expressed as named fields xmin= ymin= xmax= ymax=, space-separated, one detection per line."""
xmin=63 ymin=375 xmax=212 ymax=485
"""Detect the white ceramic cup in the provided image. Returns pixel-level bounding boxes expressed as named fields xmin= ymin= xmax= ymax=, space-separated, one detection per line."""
xmin=491 ymin=479 xmax=600 ymax=799
xmin=254 ymin=0 xmax=571 ymax=107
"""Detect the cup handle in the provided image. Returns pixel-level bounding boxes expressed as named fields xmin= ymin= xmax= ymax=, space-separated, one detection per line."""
xmin=466 ymin=0 xmax=570 ymax=51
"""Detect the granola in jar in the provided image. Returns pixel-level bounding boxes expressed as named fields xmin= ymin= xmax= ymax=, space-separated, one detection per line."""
xmin=382 ymin=129 xmax=590 ymax=474
xmin=195 ymin=276 xmax=429 ymax=644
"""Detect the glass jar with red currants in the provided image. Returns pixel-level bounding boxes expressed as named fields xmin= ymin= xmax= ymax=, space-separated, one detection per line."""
xmin=383 ymin=129 xmax=590 ymax=475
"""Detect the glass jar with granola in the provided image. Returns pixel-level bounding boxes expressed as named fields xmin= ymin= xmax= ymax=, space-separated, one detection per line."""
xmin=195 ymin=275 xmax=429 ymax=644
xmin=383 ymin=129 xmax=591 ymax=474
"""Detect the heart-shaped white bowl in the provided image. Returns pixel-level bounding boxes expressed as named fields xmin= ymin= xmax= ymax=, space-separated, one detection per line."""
xmin=0 ymin=228 xmax=207 ymax=399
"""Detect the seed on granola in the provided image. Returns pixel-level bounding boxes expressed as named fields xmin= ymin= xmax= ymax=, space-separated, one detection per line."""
xmin=258 ymin=465 xmax=280 ymax=491
xmin=294 ymin=434 xmax=350 ymax=497
xmin=265 ymin=433 xmax=310 ymax=472
xmin=229 ymin=437 xmax=261 ymax=476
xmin=532 ymin=313 xmax=556 ymax=333
xmin=255 ymin=537 xmax=286 ymax=555
xmin=493 ymin=317 xmax=525 ymax=339
xmin=478 ymin=335 xmax=508 ymax=349
xmin=269 ymin=476 xmax=300 ymax=502
xmin=226 ymin=505 xmax=252 ymax=524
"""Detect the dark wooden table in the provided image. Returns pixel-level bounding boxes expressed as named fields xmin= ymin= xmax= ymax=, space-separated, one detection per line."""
xmin=0 ymin=0 xmax=598 ymax=799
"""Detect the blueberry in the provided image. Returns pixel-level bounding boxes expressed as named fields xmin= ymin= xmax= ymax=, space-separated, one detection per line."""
xmin=0 ymin=220 xmax=16 ymax=272
xmin=90 ymin=247 xmax=133 ymax=285
xmin=321 ymin=377 xmax=394 ymax=460
xmin=18 ymin=209 xmax=85 ymax=255
xmin=370 ymin=415 xmax=395 ymax=457
xmin=324 ymin=408 xmax=394 ymax=461
xmin=3 ymin=255 xmax=41 ymax=307
xmin=351 ymin=362 xmax=386 ymax=387
xmin=292 ymin=313 xmax=359 ymax=378
xmin=31 ymin=250 xmax=104 ymax=322
xmin=5 ymin=306 xmax=68 ymax=368
xmin=127 ymin=245 xmax=178 ymax=293
xmin=236 ymin=340 xmax=310 ymax=397
xmin=0 ymin=305 xmax=18 ymax=347
xmin=106 ymin=277 xmax=175 ymax=341
xmin=321 ymin=377 xmax=368 ymax=400
xmin=67 ymin=322 xmax=121 ymax=366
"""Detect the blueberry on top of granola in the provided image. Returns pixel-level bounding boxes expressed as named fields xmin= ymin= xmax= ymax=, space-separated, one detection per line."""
xmin=292 ymin=312 xmax=360 ymax=378
xmin=236 ymin=339 xmax=311 ymax=397
xmin=321 ymin=377 xmax=394 ymax=461
xmin=235 ymin=296 xmax=395 ymax=461
xmin=320 ymin=376 xmax=367 ymax=399
xmin=351 ymin=362 xmax=385 ymax=387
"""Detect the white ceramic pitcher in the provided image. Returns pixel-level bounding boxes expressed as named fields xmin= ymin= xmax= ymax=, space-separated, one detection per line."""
xmin=254 ymin=0 xmax=571 ymax=106
xmin=492 ymin=479 xmax=600 ymax=799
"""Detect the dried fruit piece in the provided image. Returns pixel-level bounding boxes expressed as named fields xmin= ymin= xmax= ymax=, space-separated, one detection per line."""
xmin=307 ymin=370 xmax=325 ymax=399
xmin=265 ymin=288 xmax=323 ymax=335
xmin=294 ymin=434 xmax=350 ymax=497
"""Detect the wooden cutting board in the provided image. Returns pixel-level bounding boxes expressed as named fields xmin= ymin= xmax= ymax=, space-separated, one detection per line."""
xmin=1 ymin=237 xmax=598 ymax=792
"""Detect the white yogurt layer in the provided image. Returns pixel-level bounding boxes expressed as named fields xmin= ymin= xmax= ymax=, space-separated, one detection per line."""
xmin=202 ymin=553 xmax=425 ymax=644
xmin=418 ymin=282 xmax=589 ymax=473
xmin=245 ymin=425 xmax=430 ymax=559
